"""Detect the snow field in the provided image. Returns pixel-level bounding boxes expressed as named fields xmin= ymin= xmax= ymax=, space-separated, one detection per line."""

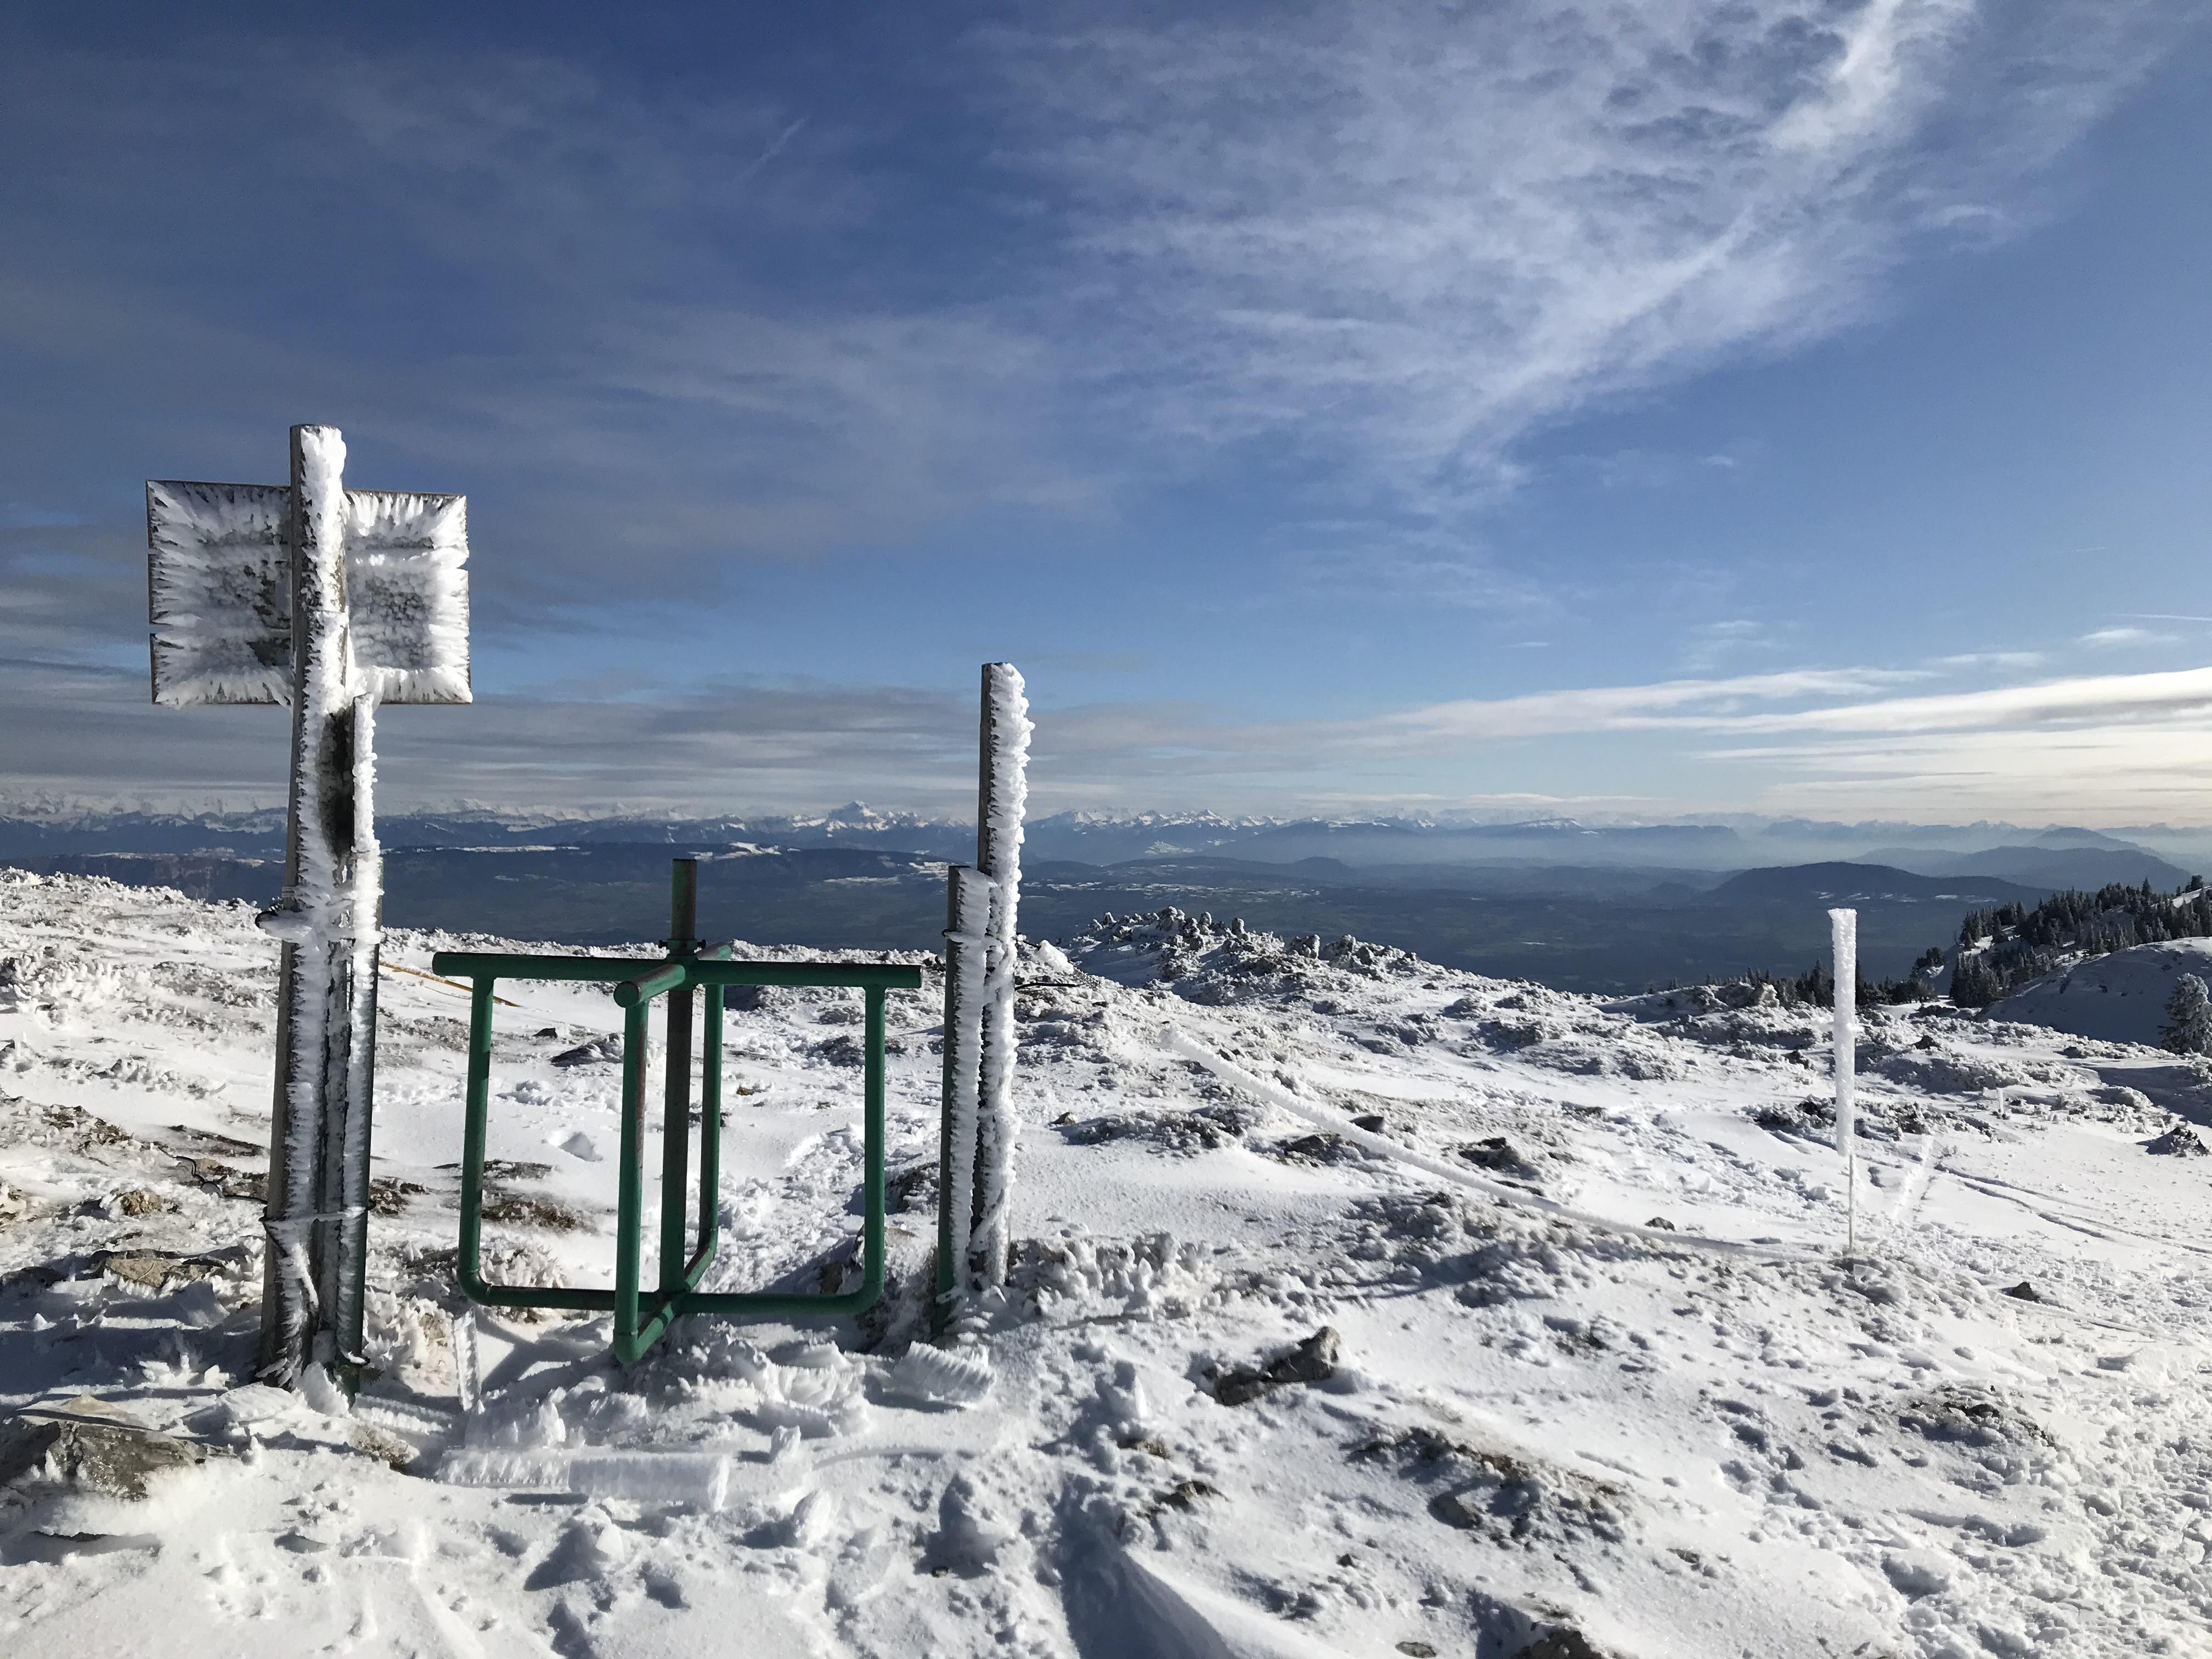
xmin=1 ymin=873 xmax=2210 ymax=1656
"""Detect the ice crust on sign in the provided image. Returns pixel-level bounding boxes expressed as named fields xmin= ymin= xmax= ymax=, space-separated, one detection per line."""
xmin=145 ymin=481 xmax=294 ymax=706
xmin=145 ymin=476 xmax=471 ymax=708
xmin=344 ymin=489 xmax=471 ymax=704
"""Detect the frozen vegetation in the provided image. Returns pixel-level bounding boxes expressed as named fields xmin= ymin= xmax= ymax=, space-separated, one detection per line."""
xmin=2 ymin=870 xmax=2210 ymax=1656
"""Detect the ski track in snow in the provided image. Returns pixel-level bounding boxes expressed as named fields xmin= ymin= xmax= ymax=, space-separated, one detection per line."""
xmin=2 ymin=870 xmax=2210 ymax=1657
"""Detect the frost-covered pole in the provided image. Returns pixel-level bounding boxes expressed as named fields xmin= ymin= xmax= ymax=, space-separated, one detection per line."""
xmin=148 ymin=423 xmax=471 ymax=1391
xmin=1830 ymin=906 xmax=1858 ymax=1255
xmin=258 ymin=426 xmax=381 ymax=1386
xmin=935 ymin=663 xmax=1032 ymax=1305
xmin=934 ymin=864 xmax=991 ymax=1320
xmin=969 ymin=664 xmax=1031 ymax=1289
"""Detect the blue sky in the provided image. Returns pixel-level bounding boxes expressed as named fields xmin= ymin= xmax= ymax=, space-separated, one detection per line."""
xmin=3 ymin=1 xmax=2209 ymax=822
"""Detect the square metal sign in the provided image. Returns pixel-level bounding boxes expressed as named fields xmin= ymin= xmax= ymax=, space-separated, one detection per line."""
xmin=146 ymin=480 xmax=472 ymax=706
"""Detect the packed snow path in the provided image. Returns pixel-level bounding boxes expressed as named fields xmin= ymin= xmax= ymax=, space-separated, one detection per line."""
xmin=2 ymin=870 xmax=2209 ymax=1657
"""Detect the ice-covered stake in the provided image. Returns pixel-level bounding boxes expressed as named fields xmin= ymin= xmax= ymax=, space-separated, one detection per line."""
xmin=936 ymin=663 xmax=1033 ymax=1313
xmin=146 ymin=424 xmax=472 ymax=1388
xmin=971 ymin=662 xmax=1032 ymax=1288
xmin=1830 ymin=906 xmax=1857 ymax=1253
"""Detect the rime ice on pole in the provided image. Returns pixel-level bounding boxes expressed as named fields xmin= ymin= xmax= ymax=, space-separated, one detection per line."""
xmin=938 ymin=664 xmax=1034 ymax=1313
xmin=1830 ymin=906 xmax=1857 ymax=1251
xmin=145 ymin=424 xmax=472 ymax=1388
xmin=970 ymin=664 xmax=1032 ymax=1288
xmin=939 ymin=866 xmax=992 ymax=1285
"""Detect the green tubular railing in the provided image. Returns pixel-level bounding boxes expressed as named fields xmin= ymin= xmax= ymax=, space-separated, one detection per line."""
xmin=429 ymin=860 xmax=923 ymax=1365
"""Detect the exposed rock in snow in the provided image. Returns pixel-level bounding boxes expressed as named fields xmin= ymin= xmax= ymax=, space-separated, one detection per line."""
xmin=2147 ymin=1120 xmax=2208 ymax=1156
xmin=0 ymin=1395 xmax=209 ymax=1502
xmin=1209 ymin=1326 xmax=1341 ymax=1405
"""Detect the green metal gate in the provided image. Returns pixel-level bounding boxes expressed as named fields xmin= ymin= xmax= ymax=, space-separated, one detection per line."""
xmin=431 ymin=861 xmax=923 ymax=1364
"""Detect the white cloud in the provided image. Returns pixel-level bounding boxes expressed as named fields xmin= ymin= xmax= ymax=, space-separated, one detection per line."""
xmin=2080 ymin=625 xmax=2180 ymax=647
xmin=19 ymin=649 xmax=2212 ymax=822
xmin=1667 ymin=665 xmax=2212 ymax=736
xmin=1367 ymin=667 xmax=1920 ymax=746
xmin=1680 ymin=618 xmax=1780 ymax=672
xmin=1711 ymin=726 xmax=2212 ymax=819
xmin=990 ymin=0 xmax=2176 ymax=512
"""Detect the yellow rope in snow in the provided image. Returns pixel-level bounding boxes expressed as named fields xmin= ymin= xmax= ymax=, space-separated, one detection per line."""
xmin=381 ymin=960 xmax=518 ymax=1006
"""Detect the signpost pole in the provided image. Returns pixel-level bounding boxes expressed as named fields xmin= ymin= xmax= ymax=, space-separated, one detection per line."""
xmin=148 ymin=423 xmax=471 ymax=1390
xmin=258 ymin=425 xmax=383 ymax=1385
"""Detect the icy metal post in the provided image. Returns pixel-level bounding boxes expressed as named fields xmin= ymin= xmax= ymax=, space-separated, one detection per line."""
xmin=970 ymin=663 xmax=1032 ymax=1288
xmin=934 ymin=663 xmax=1034 ymax=1319
xmin=146 ymin=424 xmax=471 ymax=1388
xmin=1830 ymin=906 xmax=1858 ymax=1254
xmin=659 ymin=858 xmax=702 ymax=1311
xmin=934 ymin=864 xmax=991 ymax=1321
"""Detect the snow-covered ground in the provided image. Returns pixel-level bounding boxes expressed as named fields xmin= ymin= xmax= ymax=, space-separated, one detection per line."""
xmin=3 ymin=868 xmax=2210 ymax=1657
xmin=1990 ymin=936 xmax=2212 ymax=1048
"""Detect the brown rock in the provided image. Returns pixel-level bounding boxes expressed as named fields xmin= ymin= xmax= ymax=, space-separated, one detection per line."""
xmin=0 ymin=1397 xmax=207 ymax=1500
xmin=1213 ymin=1327 xmax=1341 ymax=1406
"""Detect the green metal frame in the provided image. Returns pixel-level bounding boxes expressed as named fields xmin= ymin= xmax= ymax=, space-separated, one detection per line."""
xmin=428 ymin=937 xmax=922 ymax=1365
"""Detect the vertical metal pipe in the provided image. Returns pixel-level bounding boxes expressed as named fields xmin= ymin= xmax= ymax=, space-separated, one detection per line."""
xmin=458 ymin=979 xmax=495 ymax=1301
xmin=935 ymin=865 xmax=989 ymax=1324
xmin=970 ymin=663 xmax=1029 ymax=1289
xmin=694 ymin=984 xmax=723 ymax=1278
xmin=616 ymin=1001 xmax=649 ymax=1364
xmin=861 ymin=985 xmax=887 ymax=1307
xmin=658 ymin=859 xmax=698 ymax=1301
xmin=1831 ymin=906 xmax=1858 ymax=1255
xmin=935 ymin=872 xmax=963 ymax=1324
xmin=256 ymin=935 xmax=300 ymax=1376
xmin=973 ymin=665 xmax=998 ymax=1254
xmin=258 ymin=423 xmax=368 ymax=1386
xmin=332 ymin=697 xmax=381 ymax=1375
xmin=976 ymin=662 xmax=999 ymax=882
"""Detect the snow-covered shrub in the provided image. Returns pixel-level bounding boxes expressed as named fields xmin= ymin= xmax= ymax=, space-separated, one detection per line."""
xmin=2160 ymin=973 xmax=2212 ymax=1056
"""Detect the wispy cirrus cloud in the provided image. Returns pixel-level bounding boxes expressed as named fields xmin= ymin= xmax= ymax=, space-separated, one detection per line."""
xmin=12 ymin=645 xmax=2212 ymax=821
xmin=990 ymin=0 xmax=2182 ymax=514
xmin=2079 ymin=625 xmax=2180 ymax=647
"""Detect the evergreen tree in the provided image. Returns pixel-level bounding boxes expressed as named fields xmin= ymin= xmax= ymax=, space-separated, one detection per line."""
xmin=2161 ymin=974 xmax=2212 ymax=1056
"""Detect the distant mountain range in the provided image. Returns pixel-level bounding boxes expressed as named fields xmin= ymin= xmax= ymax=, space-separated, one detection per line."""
xmin=1697 ymin=862 xmax=2047 ymax=907
xmin=6 ymin=804 xmax=2209 ymax=995
xmin=2 ymin=802 xmax=2202 ymax=878
xmin=1848 ymin=843 xmax=2191 ymax=890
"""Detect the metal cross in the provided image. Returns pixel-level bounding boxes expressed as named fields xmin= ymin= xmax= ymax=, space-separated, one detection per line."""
xmin=146 ymin=424 xmax=471 ymax=1387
